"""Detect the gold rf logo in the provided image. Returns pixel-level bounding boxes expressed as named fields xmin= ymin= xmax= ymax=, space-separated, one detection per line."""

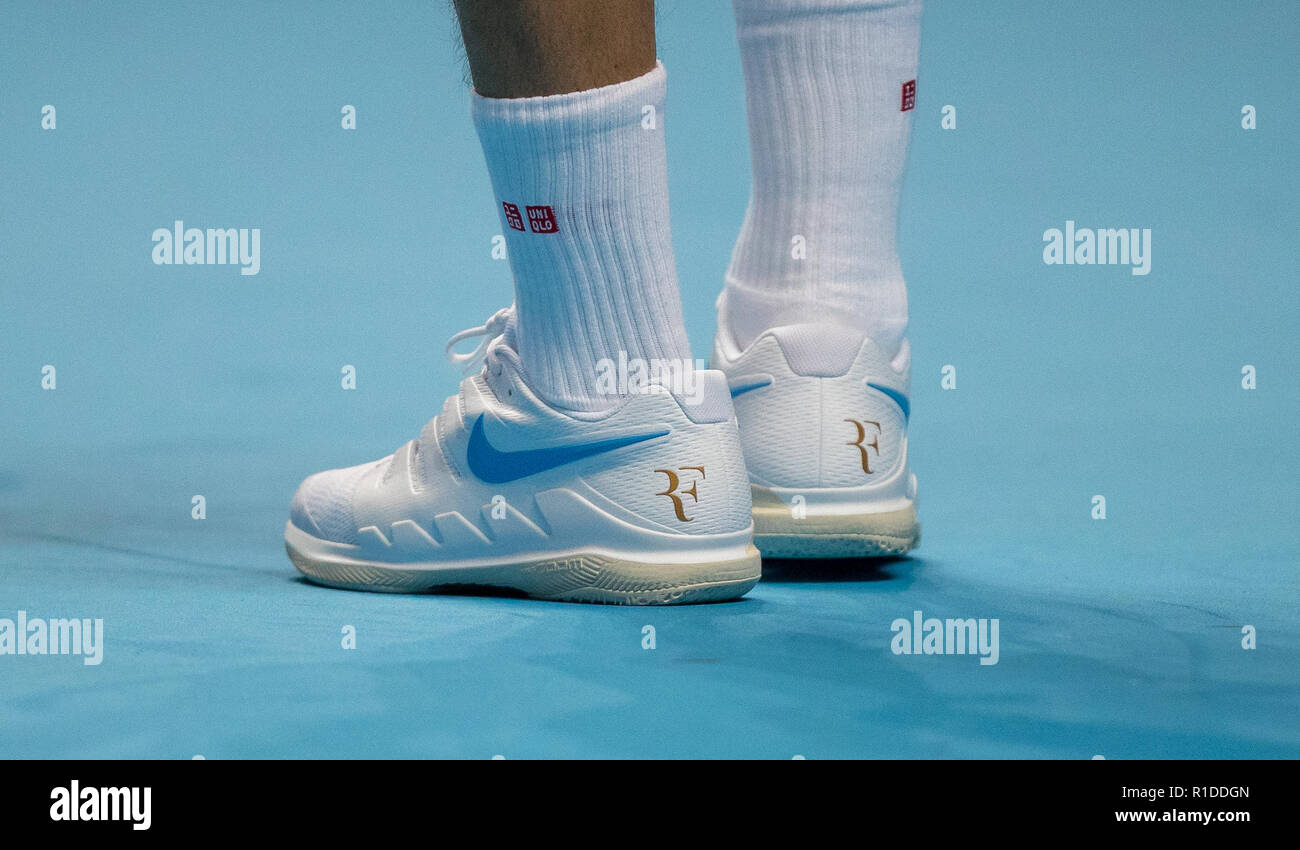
xmin=844 ymin=419 xmax=881 ymax=473
xmin=655 ymin=465 xmax=706 ymax=522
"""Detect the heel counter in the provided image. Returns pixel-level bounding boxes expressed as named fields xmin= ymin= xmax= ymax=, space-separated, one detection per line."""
xmin=728 ymin=329 xmax=911 ymax=492
xmin=609 ymin=370 xmax=753 ymax=536
xmin=818 ymin=340 xmax=911 ymax=490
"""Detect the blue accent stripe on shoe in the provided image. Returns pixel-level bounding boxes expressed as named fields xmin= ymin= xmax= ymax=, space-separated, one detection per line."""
xmin=466 ymin=415 xmax=669 ymax=484
xmin=729 ymin=378 xmax=772 ymax=398
xmin=866 ymin=382 xmax=910 ymax=421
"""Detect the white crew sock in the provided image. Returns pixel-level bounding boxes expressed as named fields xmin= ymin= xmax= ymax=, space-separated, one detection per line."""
xmin=471 ymin=62 xmax=690 ymax=411
xmin=725 ymin=0 xmax=922 ymax=356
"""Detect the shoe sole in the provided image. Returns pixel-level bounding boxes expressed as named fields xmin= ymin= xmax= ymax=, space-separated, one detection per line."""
xmin=751 ymin=485 xmax=920 ymax=558
xmin=285 ymin=524 xmax=761 ymax=605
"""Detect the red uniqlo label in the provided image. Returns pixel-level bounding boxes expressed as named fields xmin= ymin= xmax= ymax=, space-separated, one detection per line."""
xmin=526 ymin=205 xmax=558 ymax=234
xmin=502 ymin=202 xmax=525 ymax=231
xmin=901 ymin=79 xmax=916 ymax=111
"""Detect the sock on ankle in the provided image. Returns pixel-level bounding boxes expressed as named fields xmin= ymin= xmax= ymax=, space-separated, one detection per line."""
xmin=471 ymin=61 xmax=690 ymax=411
xmin=725 ymin=0 xmax=921 ymax=356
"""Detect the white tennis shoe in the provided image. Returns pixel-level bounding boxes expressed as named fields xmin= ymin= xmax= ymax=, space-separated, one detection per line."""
xmin=286 ymin=308 xmax=760 ymax=604
xmin=711 ymin=298 xmax=920 ymax=558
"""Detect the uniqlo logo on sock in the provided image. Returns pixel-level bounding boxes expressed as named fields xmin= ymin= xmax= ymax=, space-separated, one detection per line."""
xmin=502 ymin=202 xmax=525 ymax=232
xmin=899 ymin=78 xmax=920 ymax=110
xmin=901 ymin=79 xmax=916 ymax=111
xmin=526 ymin=205 xmax=558 ymax=234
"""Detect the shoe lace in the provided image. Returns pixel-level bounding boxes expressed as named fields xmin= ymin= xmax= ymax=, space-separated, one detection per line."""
xmin=444 ymin=305 xmax=513 ymax=373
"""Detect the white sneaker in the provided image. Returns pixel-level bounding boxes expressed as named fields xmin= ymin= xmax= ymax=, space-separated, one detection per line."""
xmin=711 ymin=300 xmax=920 ymax=558
xmin=286 ymin=308 xmax=760 ymax=604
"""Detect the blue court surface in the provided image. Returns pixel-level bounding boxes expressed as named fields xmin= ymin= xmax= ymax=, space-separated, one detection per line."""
xmin=2 ymin=1 xmax=1297 ymax=759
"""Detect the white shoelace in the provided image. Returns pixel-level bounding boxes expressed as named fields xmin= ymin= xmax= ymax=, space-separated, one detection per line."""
xmin=444 ymin=306 xmax=514 ymax=373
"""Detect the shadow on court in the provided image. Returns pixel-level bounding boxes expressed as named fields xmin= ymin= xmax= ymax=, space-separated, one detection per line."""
xmin=758 ymin=555 xmax=917 ymax=584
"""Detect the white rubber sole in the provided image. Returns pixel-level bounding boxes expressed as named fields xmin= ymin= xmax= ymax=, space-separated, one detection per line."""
xmin=285 ymin=522 xmax=761 ymax=605
xmin=751 ymin=485 xmax=920 ymax=559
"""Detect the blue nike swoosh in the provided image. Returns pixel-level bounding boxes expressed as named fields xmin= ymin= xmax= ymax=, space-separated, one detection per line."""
xmin=866 ymin=382 xmax=910 ymax=421
xmin=466 ymin=415 xmax=669 ymax=484
xmin=729 ymin=378 xmax=772 ymax=398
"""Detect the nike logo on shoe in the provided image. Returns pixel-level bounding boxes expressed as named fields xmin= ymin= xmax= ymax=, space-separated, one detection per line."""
xmin=866 ymin=382 xmax=910 ymax=421
xmin=466 ymin=415 xmax=669 ymax=484
xmin=728 ymin=378 xmax=772 ymax=398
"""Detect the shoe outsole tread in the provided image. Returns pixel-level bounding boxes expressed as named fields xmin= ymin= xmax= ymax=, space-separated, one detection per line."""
xmin=287 ymin=539 xmax=762 ymax=605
